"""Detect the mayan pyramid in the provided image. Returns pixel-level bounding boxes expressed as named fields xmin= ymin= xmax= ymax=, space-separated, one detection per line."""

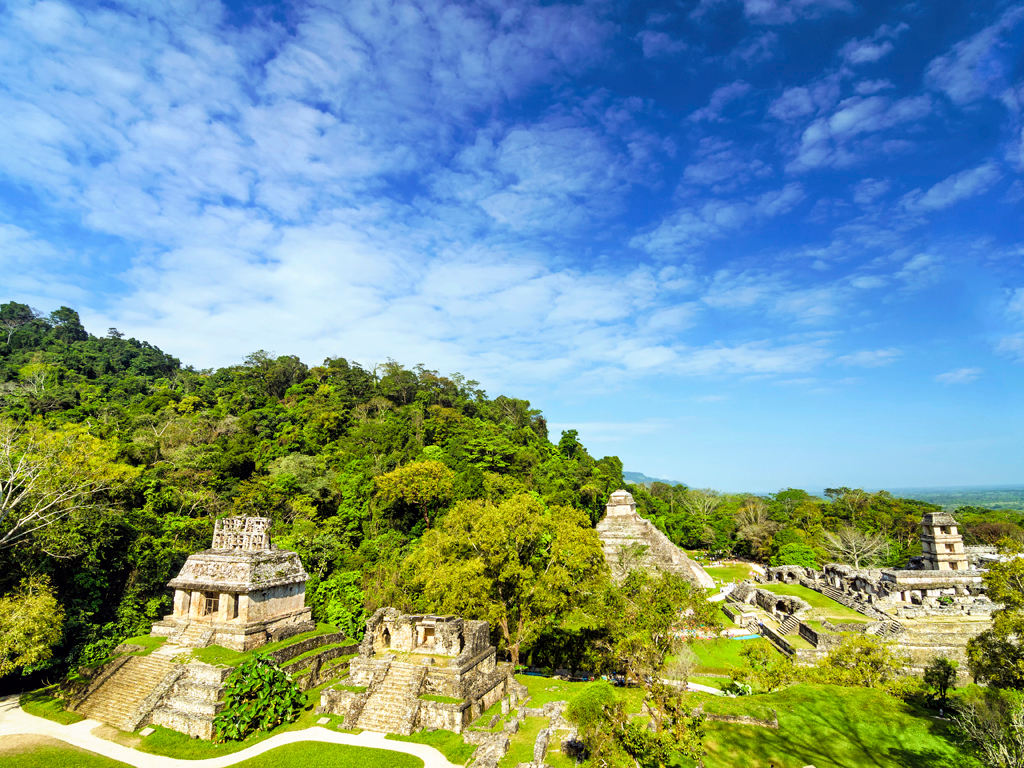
xmin=596 ymin=489 xmax=715 ymax=588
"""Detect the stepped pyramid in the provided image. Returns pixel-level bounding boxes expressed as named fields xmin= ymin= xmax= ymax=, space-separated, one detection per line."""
xmin=596 ymin=490 xmax=715 ymax=588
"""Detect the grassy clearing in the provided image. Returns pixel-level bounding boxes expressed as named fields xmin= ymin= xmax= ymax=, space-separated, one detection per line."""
xmin=0 ymin=740 xmax=423 ymax=768
xmin=498 ymin=716 xmax=546 ymax=767
xmin=117 ymin=634 xmax=167 ymax=656
xmin=19 ymin=688 xmax=86 ymax=725
xmin=387 ymin=730 xmax=476 ymax=765
xmin=514 ymin=675 xmax=644 ymax=714
xmin=674 ymin=684 xmax=981 ymax=768
xmin=189 ymin=625 xmax=342 ymax=667
xmin=689 ymin=638 xmax=772 ymax=675
xmin=704 ymin=564 xmax=755 ymax=583
xmin=754 ymin=584 xmax=868 ymax=623
xmin=716 ymin=607 xmax=736 ymax=626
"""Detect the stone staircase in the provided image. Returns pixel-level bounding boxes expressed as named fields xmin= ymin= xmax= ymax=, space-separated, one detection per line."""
xmin=356 ymin=662 xmax=426 ymax=735
xmin=73 ymin=656 xmax=176 ymax=730
xmin=777 ymin=615 xmax=799 ymax=635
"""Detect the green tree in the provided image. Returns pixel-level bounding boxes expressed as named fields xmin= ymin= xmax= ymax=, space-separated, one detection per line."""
xmin=0 ymin=575 xmax=64 ymax=676
xmin=968 ymin=542 xmax=1024 ymax=689
xmin=403 ymin=494 xmax=606 ymax=666
xmin=375 ymin=459 xmax=455 ymax=530
xmin=732 ymin=641 xmax=796 ymax=692
xmin=770 ymin=543 xmax=818 ymax=568
xmin=924 ymin=656 xmax=958 ymax=703
xmin=0 ymin=419 xmax=140 ymax=552
xmin=815 ymin=635 xmax=908 ymax=688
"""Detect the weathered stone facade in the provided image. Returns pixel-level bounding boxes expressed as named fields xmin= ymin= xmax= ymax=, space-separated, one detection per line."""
xmin=920 ymin=512 xmax=970 ymax=571
xmin=150 ymin=516 xmax=314 ymax=651
xmin=319 ymin=607 xmax=523 ymax=735
xmin=596 ymin=490 xmax=714 ymax=587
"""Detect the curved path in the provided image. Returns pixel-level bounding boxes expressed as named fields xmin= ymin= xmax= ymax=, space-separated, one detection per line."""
xmin=0 ymin=695 xmax=460 ymax=768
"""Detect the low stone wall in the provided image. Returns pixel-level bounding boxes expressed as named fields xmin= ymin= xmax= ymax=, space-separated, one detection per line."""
xmin=758 ymin=622 xmax=794 ymax=655
xmin=318 ymin=688 xmax=364 ymax=721
xmin=282 ymin=643 xmax=359 ymax=691
xmin=272 ymin=633 xmax=350 ymax=664
xmin=702 ymin=711 xmax=779 ymax=729
xmin=419 ymin=699 xmax=469 ymax=732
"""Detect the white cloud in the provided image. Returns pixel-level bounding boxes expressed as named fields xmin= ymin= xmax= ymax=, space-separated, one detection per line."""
xmin=1008 ymin=288 xmax=1024 ymax=317
xmin=902 ymin=162 xmax=1002 ymax=212
xmin=637 ymin=30 xmax=686 ymax=59
xmin=840 ymin=23 xmax=907 ymax=65
xmin=739 ymin=0 xmax=854 ymax=26
xmin=935 ymin=367 xmax=983 ymax=384
xmin=926 ymin=6 xmax=1024 ymax=105
xmin=689 ymin=81 xmax=752 ymax=123
xmin=787 ymin=94 xmax=932 ymax=171
xmin=852 ymin=177 xmax=890 ymax=205
xmin=998 ymin=334 xmax=1024 ymax=362
xmin=835 ymin=348 xmax=903 ymax=367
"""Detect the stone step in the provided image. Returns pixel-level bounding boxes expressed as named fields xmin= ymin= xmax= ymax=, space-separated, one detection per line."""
xmin=74 ymin=656 xmax=176 ymax=729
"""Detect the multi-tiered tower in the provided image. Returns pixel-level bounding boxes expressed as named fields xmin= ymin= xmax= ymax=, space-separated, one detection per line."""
xmin=920 ymin=512 xmax=969 ymax=571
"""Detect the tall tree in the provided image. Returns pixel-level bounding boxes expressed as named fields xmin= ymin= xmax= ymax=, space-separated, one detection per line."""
xmin=403 ymin=494 xmax=606 ymax=666
xmin=823 ymin=525 xmax=889 ymax=568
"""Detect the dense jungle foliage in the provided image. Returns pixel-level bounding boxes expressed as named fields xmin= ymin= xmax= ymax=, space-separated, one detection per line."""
xmin=0 ymin=301 xmax=1017 ymax=688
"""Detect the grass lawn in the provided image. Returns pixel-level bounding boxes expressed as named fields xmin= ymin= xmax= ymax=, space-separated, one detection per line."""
xmin=704 ymin=564 xmax=755 ymax=583
xmin=675 ymin=684 xmax=981 ymax=768
xmin=498 ymin=716 xmax=546 ymax=767
xmin=189 ymin=624 xmax=344 ymax=667
xmin=689 ymin=638 xmax=772 ymax=675
xmin=20 ymin=688 xmax=86 ymax=725
xmin=387 ymin=730 xmax=476 ymax=765
xmin=716 ymin=607 xmax=736 ymax=626
xmin=117 ymin=634 xmax=167 ymax=656
xmin=514 ymin=675 xmax=645 ymax=714
xmin=0 ymin=740 xmax=423 ymax=768
xmin=755 ymin=583 xmax=870 ymax=623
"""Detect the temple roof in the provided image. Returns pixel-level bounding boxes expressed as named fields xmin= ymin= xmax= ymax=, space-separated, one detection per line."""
xmin=168 ymin=548 xmax=308 ymax=592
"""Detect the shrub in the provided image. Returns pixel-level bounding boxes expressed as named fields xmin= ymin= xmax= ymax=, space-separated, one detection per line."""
xmin=212 ymin=654 xmax=304 ymax=742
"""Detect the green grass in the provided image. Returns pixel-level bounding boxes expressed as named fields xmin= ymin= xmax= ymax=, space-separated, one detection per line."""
xmin=0 ymin=741 xmax=423 ymax=768
xmin=419 ymin=694 xmax=462 ymax=704
xmin=514 ymin=675 xmax=645 ymax=714
xmin=19 ymin=688 xmax=86 ymax=725
xmin=189 ymin=624 xmax=342 ymax=667
xmin=689 ymin=638 xmax=773 ymax=675
xmin=754 ymin=584 xmax=869 ymax=623
xmin=498 ymin=716 xmax=546 ymax=767
xmin=674 ymin=683 xmax=982 ymax=768
xmin=387 ymin=730 xmax=476 ymax=765
xmin=116 ymin=634 xmax=167 ymax=656
xmin=704 ymin=564 xmax=755 ymax=583
xmin=716 ymin=607 xmax=737 ymax=626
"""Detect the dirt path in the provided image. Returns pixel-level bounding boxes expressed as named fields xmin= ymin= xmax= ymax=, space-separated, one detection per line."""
xmin=0 ymin=695 xmax=460 ymax=768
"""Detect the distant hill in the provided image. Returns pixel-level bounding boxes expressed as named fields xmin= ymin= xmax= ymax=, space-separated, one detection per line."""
xmin=624 ymin=471 xmax=686 ymax=487
xmin=888 ymin=485 xmax=1024 ymax=511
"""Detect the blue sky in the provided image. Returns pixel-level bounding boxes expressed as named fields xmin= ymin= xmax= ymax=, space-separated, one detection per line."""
xmin=1 ymin=0 xmax=1022 ymax=492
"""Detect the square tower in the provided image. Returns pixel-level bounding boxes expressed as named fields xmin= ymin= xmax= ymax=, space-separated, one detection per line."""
xmin=920 ymin=512 xmax=969 ymax=571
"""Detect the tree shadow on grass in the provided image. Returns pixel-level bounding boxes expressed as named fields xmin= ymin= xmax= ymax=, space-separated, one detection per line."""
xmin=699 ymin=687 xmax=979 ymax=768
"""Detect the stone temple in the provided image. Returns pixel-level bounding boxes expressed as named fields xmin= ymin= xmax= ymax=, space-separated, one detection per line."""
xmin=596 ymin=489 xmax=715 ymax=588
xmin=319 ymin=607 xmax=523 ymax=735
xmin=150 ymin=516 xmax=314 ymax=651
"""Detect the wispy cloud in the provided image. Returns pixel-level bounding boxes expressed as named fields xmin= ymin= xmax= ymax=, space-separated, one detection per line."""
xmin=935 ymin=367 xmax=984 ymax=384
xmin=835 ymin=349 xmax=903 ymax=367
xmin=902 ymin=162 xmax=1002 ymax=212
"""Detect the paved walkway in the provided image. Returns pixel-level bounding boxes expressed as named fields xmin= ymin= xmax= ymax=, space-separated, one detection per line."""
xmin=0 ymin=695 xmax=460 ymax=768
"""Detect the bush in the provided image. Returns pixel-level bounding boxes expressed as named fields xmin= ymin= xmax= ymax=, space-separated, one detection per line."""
xmin=212 ymin=654 xmax=304 ymax=742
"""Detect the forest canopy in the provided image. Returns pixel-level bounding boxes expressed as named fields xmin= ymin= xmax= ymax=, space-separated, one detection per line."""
xmin=0 ymin=301 xmax=1013 ymax=686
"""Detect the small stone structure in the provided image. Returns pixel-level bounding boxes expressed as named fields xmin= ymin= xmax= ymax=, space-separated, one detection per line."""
xmin=150 ymin=516 xmax=314 ymax=651
xmin=319 ymin=607 xmax=523 ymax=735
xmin=596 ymin=490 xmax=714 ymax=587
